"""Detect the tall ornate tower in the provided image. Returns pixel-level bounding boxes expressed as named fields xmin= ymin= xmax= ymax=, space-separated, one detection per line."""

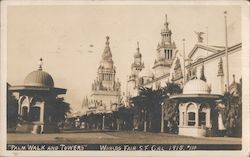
xmin=153 ymin=14 xmax=176 ymax=78
xmin=91 ymin=36 xmax=121 ymax=112
xmin=128 ymin=42 xmax=144 ymax=90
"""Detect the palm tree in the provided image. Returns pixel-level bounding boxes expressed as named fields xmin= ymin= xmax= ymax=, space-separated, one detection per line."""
xmin=45 ymin=97 xmax=71 ymax=125
xmin=220 ymin=91 xmax=242 ymax=137
xmin=113 ymin=105 xmax=133 ymax=131
xmin=131 ymin=86 xmax=165 ymax=132
xmin=162 ymin=82 xmax=182 ymax=134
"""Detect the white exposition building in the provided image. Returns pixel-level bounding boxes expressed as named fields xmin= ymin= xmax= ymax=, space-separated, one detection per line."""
xmin=82 ymin=36 xmax=121 ymax=115
xmin=126 ymin=14 xmax=241 ymax=137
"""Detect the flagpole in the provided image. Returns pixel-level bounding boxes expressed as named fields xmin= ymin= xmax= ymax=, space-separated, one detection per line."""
xmin=224 ymin=11 xmax=229 ymax=92
xmin=206 ymin=26 xmax=208 ymax=56
xmin=182 ymin=38 xmax=186 ymax=84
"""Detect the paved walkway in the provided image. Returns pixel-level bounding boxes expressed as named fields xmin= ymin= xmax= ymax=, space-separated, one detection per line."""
xmin=7 ymin=131 xmax=241 ymax=144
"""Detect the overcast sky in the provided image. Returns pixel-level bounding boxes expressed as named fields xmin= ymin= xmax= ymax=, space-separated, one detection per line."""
xmin=7 ymin=5 xmax=241 ymax=111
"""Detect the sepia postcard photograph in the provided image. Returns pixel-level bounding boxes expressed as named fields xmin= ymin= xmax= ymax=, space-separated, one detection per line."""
xmin=0 ymin=0 xmax=249 ymax=156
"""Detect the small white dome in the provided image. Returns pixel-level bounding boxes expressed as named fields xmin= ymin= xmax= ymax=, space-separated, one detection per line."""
xmin=139 ymin=67 xmax=154 ymax=78
xmin=183 ymin=79 xmax=210 ymax=95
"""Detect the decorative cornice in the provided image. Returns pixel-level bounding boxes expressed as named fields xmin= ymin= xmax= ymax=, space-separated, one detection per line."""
xmin=187 ymin=43 xmax=241 ymax=68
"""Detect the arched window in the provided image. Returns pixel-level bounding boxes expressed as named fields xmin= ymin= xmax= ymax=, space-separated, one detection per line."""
xmin=188 ymin=112 xmax=195 ymax=126
xmin=199 ymin=112 xmax=206 ymax=126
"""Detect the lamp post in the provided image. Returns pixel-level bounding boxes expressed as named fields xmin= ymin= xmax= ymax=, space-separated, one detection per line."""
xmin=102 ymin=114 xmax=105 ymax=130
xmin=142 ymin=109 xmax=147 ymax=132
xmin=161 ymin=102 xmax=164 ymax=133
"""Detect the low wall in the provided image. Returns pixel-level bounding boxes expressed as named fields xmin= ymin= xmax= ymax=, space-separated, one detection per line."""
xmin=179 ymin=126 xmax=206 ymax=137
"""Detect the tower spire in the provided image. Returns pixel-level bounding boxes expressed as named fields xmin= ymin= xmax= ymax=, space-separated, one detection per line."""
xmin=200 ymin=64 xmax=206 ymax=82
xmin=38 ymin=57 xmax=43 ymax=70
xmin=217 ymin=58 xmax=224 ymax=76
xmin=106 ymin=36 xmax=110 ymax=46
xmin=137 ymin=41 xmax=140 ymax=51
xmin=164 ymin=14 xmax=169 ymax=30
xmin=102 ymin=36 xmax=112 ymax=61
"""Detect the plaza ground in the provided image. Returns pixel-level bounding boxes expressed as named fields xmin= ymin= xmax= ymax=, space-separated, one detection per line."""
xmin=7 ymin=131 xmax=241 ymax=144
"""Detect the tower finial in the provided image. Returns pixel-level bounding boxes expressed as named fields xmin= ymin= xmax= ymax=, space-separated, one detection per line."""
xmin=137 ymin=41 xmax=140 ymax=51
xmin=164 ymin=14 xmax=169 ymax=28
xmin=38 ymin=57 xmax=43 ymax=70
xmin=224 ymin=10 xmax=227 ymax=16
xmin=195 ymin=31 xmax=205 ymax=43
xmin=106 ymin=36 xmax=110 ymax=46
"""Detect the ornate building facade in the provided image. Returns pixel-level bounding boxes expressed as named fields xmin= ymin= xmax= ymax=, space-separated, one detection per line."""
xmin=126 ymin=14 xmax=242 ymax=137
xmin=82 ymin=36 xmax=121 ymax=115
xmin=127 ymin=14 xmax=241 ymax=97
xmin=127 ymin=14 xmax=183 ymax=98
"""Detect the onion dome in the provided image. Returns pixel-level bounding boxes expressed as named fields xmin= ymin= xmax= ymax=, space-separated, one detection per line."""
xmin=24 ymin=58 xmax=54 ymax=87
xmin=139 ymin=66 xmax=154 ymax=78
xmin=183 ymin=79 xmax=210 ymax=95
xmin=134 ymin=42 xmax=142 ymax=58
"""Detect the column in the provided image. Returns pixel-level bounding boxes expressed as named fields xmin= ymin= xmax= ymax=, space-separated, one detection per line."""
xmin=40 ymin=101 xmax=45 ymax=123
xmin=206 ymin=108 xmax=211 ymax=128
xmin=18 ymin=96 xmax=23 ymax=115
xmin=179 ymin=111 xmax=183 ymax=127
xmin=184 ymin=111 xmax=188 ymax=126
xmin=195 ymin=104 xmax=199 ymax=127
xmin=183 ymin=103 xmax=188 ymax=126
xmin=39 ymin=101 xmax=45 ymax=134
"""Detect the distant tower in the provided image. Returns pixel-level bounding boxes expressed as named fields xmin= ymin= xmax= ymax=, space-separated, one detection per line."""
xmin=90 ymin=36 xmax=121 ymax=112
xmin=127 ymin=42 xmax=144 ymax=98
xmin=128 ymin=42 xmax=144 ymax=89
xmin=153 ymin=14 xmax=176 ymax=78
xmin=217 ymin=58 xmax=225 ymax=94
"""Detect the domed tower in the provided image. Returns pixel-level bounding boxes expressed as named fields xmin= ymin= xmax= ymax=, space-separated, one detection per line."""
xmin=128 ymin=42 xmax=144 ymax=92
xmin=9 ymin=58 xmax=67 ymax=134
xmin=153 ymin=14 xmax=177 ymax=78
xmin=95 ymin=36 xmax=117 ymax=91
xmin=90 ymin=36 xmax=121 ymax=113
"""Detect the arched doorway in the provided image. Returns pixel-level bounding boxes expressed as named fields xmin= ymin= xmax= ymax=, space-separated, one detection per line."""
xmin=29 ymin=106 xmax=40 ymax=122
